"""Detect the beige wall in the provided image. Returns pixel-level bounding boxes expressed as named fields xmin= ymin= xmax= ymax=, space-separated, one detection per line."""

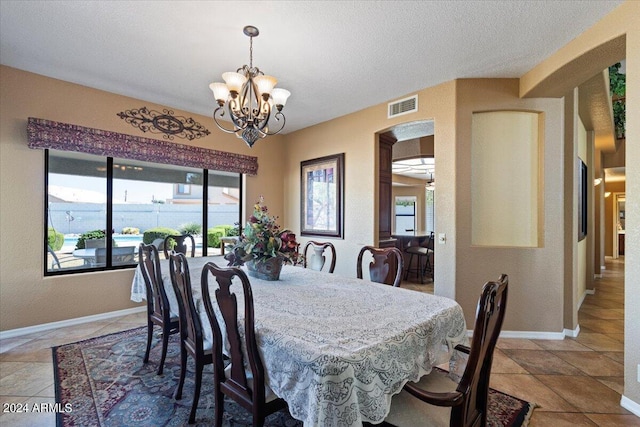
xmin=454 ymin=79 xmax=565 ymax=333
xmin=282 ymin=81 xmax=459 ymax=298
xmin=0 ymin=66 xmax=286 ymax=330
xmin=282 ymin=76 xmax=566 ymax=334
xmin=625 ymin=13 xmax=640 ymax=408
xmin=577 ymin=119 xmax=588 ymax=303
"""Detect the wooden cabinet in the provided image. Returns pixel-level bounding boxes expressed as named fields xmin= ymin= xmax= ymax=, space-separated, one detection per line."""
xmin=378 ymin=133 xmax=396 ymax=242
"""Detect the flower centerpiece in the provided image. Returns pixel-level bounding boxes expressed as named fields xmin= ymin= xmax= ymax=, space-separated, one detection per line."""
xmin=224 ymin=197 xmax=301 ymax=280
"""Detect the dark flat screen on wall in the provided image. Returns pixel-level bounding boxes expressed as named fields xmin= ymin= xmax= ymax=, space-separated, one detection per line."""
xmin=578 ymin=159 xmax=587 ymax=242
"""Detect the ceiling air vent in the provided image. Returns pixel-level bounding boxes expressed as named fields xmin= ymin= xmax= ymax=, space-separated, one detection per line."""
xmin=388 ymin=95 xmax=418 ymax=118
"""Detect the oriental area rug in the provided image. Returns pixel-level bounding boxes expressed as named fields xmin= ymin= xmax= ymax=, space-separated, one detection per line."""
xmin=52 ymin=327 xmax=534 ymax=427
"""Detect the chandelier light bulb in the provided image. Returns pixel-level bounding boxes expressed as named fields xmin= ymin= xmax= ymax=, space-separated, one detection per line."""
xmin=209 ymin=82 xmax=229 ymax=105
xmin=271 ymin=88 xmax=291 ymax=110
xmin=222 ymin=72 xmax=247 ymax=95
xmin=254 ymin=75 xmax=277 ymax=98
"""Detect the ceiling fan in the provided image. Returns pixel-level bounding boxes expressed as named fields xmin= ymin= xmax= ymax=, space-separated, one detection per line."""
xmin=425 ymin=172 xmax=435 ymax=191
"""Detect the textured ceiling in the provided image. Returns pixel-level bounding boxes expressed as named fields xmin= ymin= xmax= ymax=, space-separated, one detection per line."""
xmin=579 ymin=70 xmax=616 ymax=153
xmin=0 ymin=1 xmax=623 ymax=134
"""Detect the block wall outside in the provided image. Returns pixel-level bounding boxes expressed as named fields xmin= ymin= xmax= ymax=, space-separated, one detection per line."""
xmin=48 ymin=203 xmax=239 ymax=235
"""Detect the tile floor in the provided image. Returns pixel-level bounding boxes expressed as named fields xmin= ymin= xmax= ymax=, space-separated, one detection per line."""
xmin=491 ymin=257 xmax=638 ymax=426
xmin=0 ymin=258 xmax=638 ymax=426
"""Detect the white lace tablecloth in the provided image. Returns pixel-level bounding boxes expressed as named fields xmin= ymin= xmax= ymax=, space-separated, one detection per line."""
xmin=131 ymin=258 xmax=467 ymax=427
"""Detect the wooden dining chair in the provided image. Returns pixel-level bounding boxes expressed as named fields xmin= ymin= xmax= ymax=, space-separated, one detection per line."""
xmin=201 ymin=262 xmax=288 ymax=427
xmin=386 ymin=274 xmax=509 ymax=427
xmin=169 ymin=252 xmax=213 ymax=424
xmin=164 ymin=234 xmax=196 ymax=258
xmin=357 ymin=245 xmax=404 ymax=287
xmin=302 ymin=241 xmax=337 ymax=273
xmin=138 ymin=243 xmax=179 ymax=375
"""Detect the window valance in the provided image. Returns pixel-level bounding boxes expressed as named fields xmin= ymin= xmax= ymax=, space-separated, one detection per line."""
xmin=27 ymin=117 xmax=258 ymax=175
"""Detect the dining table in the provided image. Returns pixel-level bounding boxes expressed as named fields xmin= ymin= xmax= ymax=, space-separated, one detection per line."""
xmin=72 ymin=248 xmax=96 ymax=262
xmin=131 ymin=256 xmax=467 ymax=427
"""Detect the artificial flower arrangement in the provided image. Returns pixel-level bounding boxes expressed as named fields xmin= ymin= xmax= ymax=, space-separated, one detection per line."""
xmin=224 ymin=197 xmax=301 ymax=267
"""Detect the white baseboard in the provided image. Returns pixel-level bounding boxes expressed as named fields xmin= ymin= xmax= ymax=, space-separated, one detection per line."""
xmin=0 ymin=306 xmax=146 ymax=340
xmin=578 ymin=289 xmax=596 ymax=309
xmin=502 ymin=330 xmax=568 ymax=340
xmin=499 ymin=326 xmax=580 ymax=339
xmin=563 ymin=325 xmax=580 ymax=338
xmin=621 ymin=395 xmax=640 ymax=417
xmin=578 ymin=292 xmax=586 ymax=309
xmin=467 ymin=330 xmax=568 ymax=340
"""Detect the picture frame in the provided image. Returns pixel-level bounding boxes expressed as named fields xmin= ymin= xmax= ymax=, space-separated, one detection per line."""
xmin=300 ymin=153 xmax=344 ymax=238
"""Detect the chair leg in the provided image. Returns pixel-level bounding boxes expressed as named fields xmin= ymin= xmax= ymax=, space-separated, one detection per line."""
xmin=157 ymin=327 xmax=170 ymax=375
xmin=253 ymin=408 xmax=265 ymax=427
xmin=422 ymin=252 xmax=433 ymax=279
xmin=214 ymin=382 xmax=224 ymax=427
xmin=189 ymin=359 xmax=204 ymax=424
xmin=404 ymin=253 xmax=414 ymax=280
xmin=143 ymin=320 xmax=153 ymax=364
xmin=174 ymin=343 xmax=187 ymax=400
xmin=418 ymin=254 xmax=424 ymax=284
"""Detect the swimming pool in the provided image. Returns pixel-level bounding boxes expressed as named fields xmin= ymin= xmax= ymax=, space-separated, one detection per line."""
xmin=60 ymin=234 xmax=203 ymax=252
xmin=61 ymin=234 xmax=143 ymax=252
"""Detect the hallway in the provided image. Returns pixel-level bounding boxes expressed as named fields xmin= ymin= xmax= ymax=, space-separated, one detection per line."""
xmin=491 ymin=257 xmax=637 ymax=426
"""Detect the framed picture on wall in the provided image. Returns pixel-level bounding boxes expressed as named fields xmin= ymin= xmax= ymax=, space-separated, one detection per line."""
xmin=300 ymin=153 xmax=344 ymax=238
xmin=578 ymin=158 xmax=587 ymax=241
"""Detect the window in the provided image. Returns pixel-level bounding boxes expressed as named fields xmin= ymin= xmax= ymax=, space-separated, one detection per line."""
xmin=45 ymin=150 xmax=241 ymax=275
xmin=176 ymin=183 xmax=191 ymax=195
xmin=425 ymin=188 xmax=435 ymax=233
xmin=395 ymin=196 xmax=416 ymax=234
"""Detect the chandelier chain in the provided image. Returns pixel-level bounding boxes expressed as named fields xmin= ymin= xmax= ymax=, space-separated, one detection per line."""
xmin=249 ymin=35 xmax=253 ymax=68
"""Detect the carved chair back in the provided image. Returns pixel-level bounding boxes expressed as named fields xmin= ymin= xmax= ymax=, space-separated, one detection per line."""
xmin=164 ymin=234 xmax=196 ymax=258
xmin=453 ymin=274 xmax=508 ymax=426
xmin=138 ymin=243 xmax=179 ymax=375
xmin=357 ymin=245 xmax=404 ymax=287
xmin=169 ymin=252 xmax=204 ymax=355
xmin=139 ymin=243 xmax=170 ymax=323
xmin=303 ymin=241 xmax=337 ymax=273
xmin=402 ymin=274 xmax=509 ymax=427
xmin=201 ymin=262 xmax=287 ymax=425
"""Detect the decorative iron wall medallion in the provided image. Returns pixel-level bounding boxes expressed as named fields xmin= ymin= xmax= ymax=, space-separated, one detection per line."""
xmin=117 ymin=107 xmax=210 ymax=141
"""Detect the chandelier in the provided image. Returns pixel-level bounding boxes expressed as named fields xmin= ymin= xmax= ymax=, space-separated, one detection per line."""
xmin=209 ymin=25 xmax=290 ymax=148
